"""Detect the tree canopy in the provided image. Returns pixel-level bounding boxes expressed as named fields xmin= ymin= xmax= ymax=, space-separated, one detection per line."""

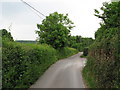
xmin=36 ymin=12 xmax=74 ymax=49
xmin=94 ymin=2 xmax=120 ymax=41
xmin=0 ymin=29 xmax=14 ymax=41
xmin=94 ymin=2 xmax=120 ymax=28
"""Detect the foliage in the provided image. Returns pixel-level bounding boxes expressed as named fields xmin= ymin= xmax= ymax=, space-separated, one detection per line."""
xmin=68 ymin=35 xmax=94 ymax=51
xmin=57 ymin=47 xmax=78 ymax=59
xmin=36 ymin=12 xmax=74 ymax=49
xmin=83 ymin=1 xmax=120 ymax=88
xmin=0 ymin=29 xmax=14 ymax=41
xmin=2 ymin=41 xmax=56 ymax=88
xmin=94 ymin=2 xmax=120 ymax=28
xmin=2 ymin=40 xmax=78 ymax=88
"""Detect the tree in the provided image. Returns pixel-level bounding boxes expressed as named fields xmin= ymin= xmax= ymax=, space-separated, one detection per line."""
xmin=94 ymin=2 xmax=120 ymax=28
xmin=68 ymin=36 xmax=76 ymax=47
xmin=76 ymin=35 xmax=81 ymax=43
xmin=68 ymin=35 xmax=94 ymax=51
xmin=0 ymin=29 xmax=14 ymax=41
xmin=94 ymin=1 xmax=120 ymax=40
xmin=36 ymin=12 xmax=74 ymax=49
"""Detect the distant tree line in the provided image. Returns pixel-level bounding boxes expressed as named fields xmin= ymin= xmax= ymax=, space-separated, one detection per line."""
xmin=68 ymin=35 xmax=94 ymax=51
xmin=16 ymin=40 xmax=37 ymax=44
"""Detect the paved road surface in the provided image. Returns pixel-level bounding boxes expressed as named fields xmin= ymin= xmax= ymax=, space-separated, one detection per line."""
xmin=30 ymin=52 xmax=87 ymax=88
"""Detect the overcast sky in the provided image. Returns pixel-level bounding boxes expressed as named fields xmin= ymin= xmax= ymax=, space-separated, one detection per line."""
xmin=0 ymin=0 xmax=110 ymax=40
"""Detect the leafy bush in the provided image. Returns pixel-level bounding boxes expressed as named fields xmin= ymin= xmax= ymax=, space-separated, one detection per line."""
xmin=2 ymin=41 xmax=78 ymax=88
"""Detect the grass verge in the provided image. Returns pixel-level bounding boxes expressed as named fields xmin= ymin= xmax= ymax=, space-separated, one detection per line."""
xmin=82 ymin=67 xmax=97 ymax=88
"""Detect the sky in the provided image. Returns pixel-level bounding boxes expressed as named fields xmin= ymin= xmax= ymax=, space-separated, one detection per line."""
xmin=0 ymin=0 xmax=111 ymax=40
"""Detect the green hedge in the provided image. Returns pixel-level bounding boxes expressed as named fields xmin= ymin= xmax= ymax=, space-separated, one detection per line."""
xmin=82 ymin=2 xmax=120 ymax=88
xmin=2 ymin=41 xmax=78 ymax=88
xmin=83 ymin=28 xmax=119 ymax=88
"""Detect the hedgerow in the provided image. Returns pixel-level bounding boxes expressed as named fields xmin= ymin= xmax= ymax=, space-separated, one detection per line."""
xmin=88 ymin=29 xmax=119 ymax=88
xmin=2 ymin=40 xmax=78 ymax=88
xmin=83 ymin=1 xmax=120 ymax=88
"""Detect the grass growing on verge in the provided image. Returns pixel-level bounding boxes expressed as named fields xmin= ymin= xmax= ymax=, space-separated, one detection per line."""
xmin=82 ymin=66 xmax=97 ymax=88
xmin=82 ymin=56 xmax=97 ymax=88
xmin=80 ymin=52 xmax=95 ymax=88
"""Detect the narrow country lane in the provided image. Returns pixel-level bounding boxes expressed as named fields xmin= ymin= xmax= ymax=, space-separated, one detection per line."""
xmin=30 ymin=52 xmax=87 ymax=88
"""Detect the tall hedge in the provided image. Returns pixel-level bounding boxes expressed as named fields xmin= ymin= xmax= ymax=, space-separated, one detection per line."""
xmin=87 ymin=28 xmax=119 ymax=88
xmin=2 ymin=41 xmax=78 ymax=88
xmin=83 ymin=1 xmax=120 ymax=88
xmin=2 ymin=41 xmax=58 ymax=88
